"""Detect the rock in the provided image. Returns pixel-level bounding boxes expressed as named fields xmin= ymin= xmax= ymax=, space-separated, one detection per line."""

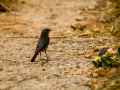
xmin=87 ymin=72 xmax=92 ymax=78
xmin=75 ymin=16 xmax=87 ymax=21
xmin=0 ymin=68 xmax=4 ymax=71
xmin=84 ymin=54 xmax=92 ymax=58
xmin=71 ymin=23 xmax=86 ymax=31
xmin=91 ymin=80 xmax=104 ymax=89
xmin=56 ymin=48 xmax=63 ymax=52
xmin=70 ymin=70 xmax=83 ymax=75
xmin=54 ymin=74 xmax=60 ymax=77
xmin=106 ymin=67 xmax=118 ymax=78
xmin=76 ymin=65 xmax=80 ymax=69
xmin=95 ymin=67 xmax=105 ymax=76
xmin=87 ymin=1 xmax=98 ymax=10
xmin=80 ymin=63 xmax=84 ymax=68
xmin=42 ymin=68 xmax=45 ymax=71
xmin=110 ymin=80 xmax=116 ymax=86
xmin=79 ymin=83 xmax=88 ymax=86
xmin=93 ymin=73 xmax=99 ymax=78
xmin=88 ymin=4 xmax=96 ymax=10
xmin=93 ymin=47 xmax=99 ymax=52
xmin=107 ymin=48 xmax=117 ymax=54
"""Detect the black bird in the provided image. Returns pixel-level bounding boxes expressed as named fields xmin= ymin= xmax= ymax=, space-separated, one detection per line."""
xmin=31 ymin=28 xmax=52 ymax=62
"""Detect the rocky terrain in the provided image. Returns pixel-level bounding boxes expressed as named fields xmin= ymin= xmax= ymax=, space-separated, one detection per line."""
xmin=0 ymin=0 xmax=112 ymax=89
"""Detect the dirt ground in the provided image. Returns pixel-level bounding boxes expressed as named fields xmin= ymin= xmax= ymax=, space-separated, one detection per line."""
xmin=0 ymin=0 xmax=111 ymax=90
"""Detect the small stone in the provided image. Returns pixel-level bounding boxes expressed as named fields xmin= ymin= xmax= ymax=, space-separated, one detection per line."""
xmin=54 ymin=74 xmax=60 ymax=77
xmin=110 ymin=80 xmax=116 ymax=86
xmin=88 ymin=4 xmax=96 ymax=10
xmin=95 ymin=67 xmax=105 ymax=76
xmin=87 ymin=72 xmax=92 ymax=78
xmin=77 ymin=70 xmax=83 ymax=75
xmin=5 ymin=28 xmax=10 ymax=30
xmin=92 ymin=80 xmax=104 ymax=89
xmin=57 ymin=48 xmax=63 ymax=52
xmin=0 ymin=68 xmax=4 ymax=71
xmin=107 ymin=48 xmax=117 ymax=54
xmin=61 ymin=85 xmax=66 ymax=88
xmin=80 ymin=63 xmax=84 ymax=67
xmin=93 ymin=73 xmax=99 ymax=78
xmin=50 ymin=67 xmax=55 ymax=70
xmin=21 ymin=1 xmax=26 ymax=4
xmin=106 ymin=67 xmax=118 ymax=78
xmin=42 ymin=68 xmax=45 ymax=71
xmin=87 ymin=1 xmax=98 ymax=10
xmin=76 ymin=65 xmax=80 ymax=69
xmin=41 ymin=62 xmax=44 ymax=66
xmin=84 ymin=54 xmax=92 ymax=58
xmin=70 ymin=70 xmax=83 ymax=75
xmin=79 ymin=83 xmax=88 ymax=86
xmin=93 ymin=47 xmax=99 ymax=52
xmin=76 ymin=18 xmax=82 ymax=21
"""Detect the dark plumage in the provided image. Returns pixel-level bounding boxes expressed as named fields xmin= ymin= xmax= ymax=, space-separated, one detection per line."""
xmin=99 ymin=47 xmax=108 ymax=56
xmin=31 ymin=28 xmax=52 ymax=62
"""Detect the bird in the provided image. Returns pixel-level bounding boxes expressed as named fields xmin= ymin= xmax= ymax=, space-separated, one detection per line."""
xmin=31 ymin=28 xmax=52 ymax=62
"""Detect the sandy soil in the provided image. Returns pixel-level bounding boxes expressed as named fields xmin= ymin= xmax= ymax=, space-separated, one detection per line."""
xmin=0 ymin=0 xmax=105 ymax=90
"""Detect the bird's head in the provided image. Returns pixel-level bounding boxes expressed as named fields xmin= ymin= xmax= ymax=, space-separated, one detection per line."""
xmin=41 ymin=28 xmax=52 ymax=36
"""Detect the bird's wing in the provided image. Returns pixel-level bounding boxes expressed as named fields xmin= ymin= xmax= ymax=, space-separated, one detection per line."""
xmin=35 ymin=40 xmax=49 ymax=54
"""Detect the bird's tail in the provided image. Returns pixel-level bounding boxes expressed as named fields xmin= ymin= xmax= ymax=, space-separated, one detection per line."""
xmin=31 ymin=53 xmax=38 ymax=62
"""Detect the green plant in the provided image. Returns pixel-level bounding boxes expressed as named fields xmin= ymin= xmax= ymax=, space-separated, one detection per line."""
xmin=92 ymin=47 xmax=120 ymax=68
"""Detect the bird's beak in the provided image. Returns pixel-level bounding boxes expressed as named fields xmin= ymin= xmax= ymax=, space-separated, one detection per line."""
xmin=50 ymin=29 xmax=52 ymax=31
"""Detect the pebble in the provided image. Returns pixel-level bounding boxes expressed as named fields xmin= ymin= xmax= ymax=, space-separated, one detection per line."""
xmin=93 ymin=73 xmax=99 ymax=78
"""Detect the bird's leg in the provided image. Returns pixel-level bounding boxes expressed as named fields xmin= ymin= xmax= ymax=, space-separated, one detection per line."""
xmin=40 ymin=52 xmax=41 ymax=60
xmin=45 ymin=51 xmax=48 ymax=61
